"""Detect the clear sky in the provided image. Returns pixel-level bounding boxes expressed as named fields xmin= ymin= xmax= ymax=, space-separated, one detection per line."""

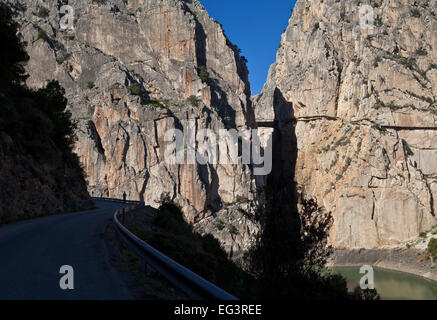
xmin=201 ymin=0 xmax=297 ymax=95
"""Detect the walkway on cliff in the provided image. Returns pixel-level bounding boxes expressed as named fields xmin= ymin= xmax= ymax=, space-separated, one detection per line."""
xmin=0 ymin=200 xmax=133 ymax=300
xmin=256 ymin=115 xmax=437 ymax=130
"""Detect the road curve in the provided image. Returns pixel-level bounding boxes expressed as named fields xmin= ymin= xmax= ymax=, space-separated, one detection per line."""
xmin=0 ymin=200 xmax=134 ymax=300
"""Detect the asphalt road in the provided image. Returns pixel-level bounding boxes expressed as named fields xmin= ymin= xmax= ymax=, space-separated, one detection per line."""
xmin=0 ymin=200 xmax=134 ymax=300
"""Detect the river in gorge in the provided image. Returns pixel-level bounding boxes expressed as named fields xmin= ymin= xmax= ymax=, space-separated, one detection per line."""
xmin=332 ymin=266 xmax=437 ymax=300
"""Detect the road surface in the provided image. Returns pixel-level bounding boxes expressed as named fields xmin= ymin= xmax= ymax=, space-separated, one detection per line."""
xmin=0 ymin=200 xmax=133 ymax=299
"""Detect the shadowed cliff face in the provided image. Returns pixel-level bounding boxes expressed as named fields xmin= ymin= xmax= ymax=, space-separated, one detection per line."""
xmin=255 ymin=0 xmax=437 ymax=249
xmin=0 ymin=3 xmax=93 ymax=224
xmin=6 ymin=0 xmax=260 ymax=258
xmin=0 ymin=128 xmax=93 ymax=224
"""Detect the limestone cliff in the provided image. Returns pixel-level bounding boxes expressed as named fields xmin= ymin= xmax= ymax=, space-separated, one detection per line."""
xmin=7 ymin=0 xmax=260 ymax=257
xmin=255 ymin=0 xmax=437 ymax=249
xmin=0 ymin=2 xmax=93 ymax=224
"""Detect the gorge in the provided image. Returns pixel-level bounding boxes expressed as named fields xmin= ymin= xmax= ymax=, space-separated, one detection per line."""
xmin=3 ymin=0 xmax=437 ymax=269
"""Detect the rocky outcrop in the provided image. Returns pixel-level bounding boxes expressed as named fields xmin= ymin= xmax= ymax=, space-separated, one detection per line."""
xmin=255 ymin=0 xmax=437 ymax=249
xmin=7 ymin=0 xmax=260 ymax=255
xmin=0 ymin=111 xmax=93 ymax=225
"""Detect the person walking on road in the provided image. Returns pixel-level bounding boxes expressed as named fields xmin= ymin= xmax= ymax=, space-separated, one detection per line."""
xmin=123 ymin=192 xmax=127 ymax=203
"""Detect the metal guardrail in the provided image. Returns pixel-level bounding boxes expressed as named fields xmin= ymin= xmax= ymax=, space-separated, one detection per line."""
xmin=93 ymin=197 xmax=140 ymax=205
xmin=93 ymin=197 xmax=238 ymax=300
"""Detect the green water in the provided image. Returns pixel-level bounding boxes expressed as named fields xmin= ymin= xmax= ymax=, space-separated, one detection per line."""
xmin=332 ymin=266 xmax=437 ymax=300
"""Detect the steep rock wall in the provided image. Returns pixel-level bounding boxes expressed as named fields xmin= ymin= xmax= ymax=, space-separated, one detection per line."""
xmin=255 ymin=0 xmax=437 ymax=249
xmin=8 ymin=0 xmax=260 ymax=258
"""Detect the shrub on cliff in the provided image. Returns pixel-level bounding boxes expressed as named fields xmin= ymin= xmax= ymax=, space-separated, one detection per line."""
xmin=129 ymin=83 xmax=143 ymax=96
xmin=428 ymin=238 xmax=437 ymax=257
xmin=0 ymin=3 xmax=82 ymax=165
xmin=32 ymin=80 xmax=77 ymax=153
xmin=0 ymin=3 xmax=29 ymax=91
xmin=186 ymin=95 xmax=199 ymax=107
xmin=36 ymin=6 xmax=49 ymax=18
xmin=197 ymin=65 xmax=209 ymax=84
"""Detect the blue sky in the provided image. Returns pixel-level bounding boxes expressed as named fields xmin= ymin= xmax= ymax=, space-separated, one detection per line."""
xmin=201 ymin=0 xmax=297 ymax=94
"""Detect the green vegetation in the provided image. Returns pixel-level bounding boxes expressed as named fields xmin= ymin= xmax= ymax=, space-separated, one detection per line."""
xmin=398 ymin=56 xmax=418 ymax=70
xmin=0 ymin=3 xmax=81 ymax=158
xmin=54 ymin=41 xmax=65 ymax=51
xmin=406 ymin=90 xmax=434 ymax=104
xmin=228 ymin=225 xmax=238 ymax=235
xmin=146 ymin=99 xmax=171 ymax=109
xmin=56 ymin=53 xmax=71 ymax=64
xmin=223 ymin=196 xmax=249 ymax=209
xmin=125 ymin=202 xmax=255 ymax=298
xmin=428 ymin=64 xmax=437 ymax=71
xmin=186 ymin=95 xmax=199 ymax=107
xmin=371 ymin=0 xmax=382 ymax=8
xmin=37 ymin=29 xmax=49 ymax=41
xmin=214 ymin=218 xmax=225 ymax=231
xmin=374 ymin=99 xmax=413 ymax=112
xmin=129 ymin=83 xmax=143 ymax=96
xmin=317 ymin=145 xmax=331 ymax=154
xmin=428 ymin=238 xmax=437 ymax=257
xmin=29 ymin=80 xmax=78 ymax=153
xmin=222 ymin=115 xmax=232 ymax=125
xmin=352 ymin=56 xmax=362 ymax=64
xmin=129 ymin=83 xmax=174 ymax=109
xmin=37 ymin=6 xmax=49 ymax=18
xmin=244 ymin=185 xmax=379 ymax=299
xmin=197 ymin=65 xmax=209 ymax=84
xmin=371 ymin=46 xmax=428 ymax=82
xmin=0 ymin=4 xmax=29 ymax=89
xmin=126 ymin=81 xmax=178 ymax=109
xmin=407 ymin=225 xmax=437 ymax=249
xmin=416 ymin=48 xmax=428 ymax=56
xmin=87 ymin=81 xmax=95 ymax=89
xmin=411 ymin=8 xmax=421 ymax=18
xmin=0 ymin=4 xmax=87 ymax=223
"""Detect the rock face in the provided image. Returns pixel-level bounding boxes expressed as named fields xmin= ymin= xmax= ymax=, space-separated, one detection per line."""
xmin=256 ymin=0 xmax=437 ymax=249
xmin=0 ymin=111 xmax=93 ymax=225
xmin=7 ymin=0 xmax=260 ymax=257
xmin=12 ymin=0 xmax=435 ymax=254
